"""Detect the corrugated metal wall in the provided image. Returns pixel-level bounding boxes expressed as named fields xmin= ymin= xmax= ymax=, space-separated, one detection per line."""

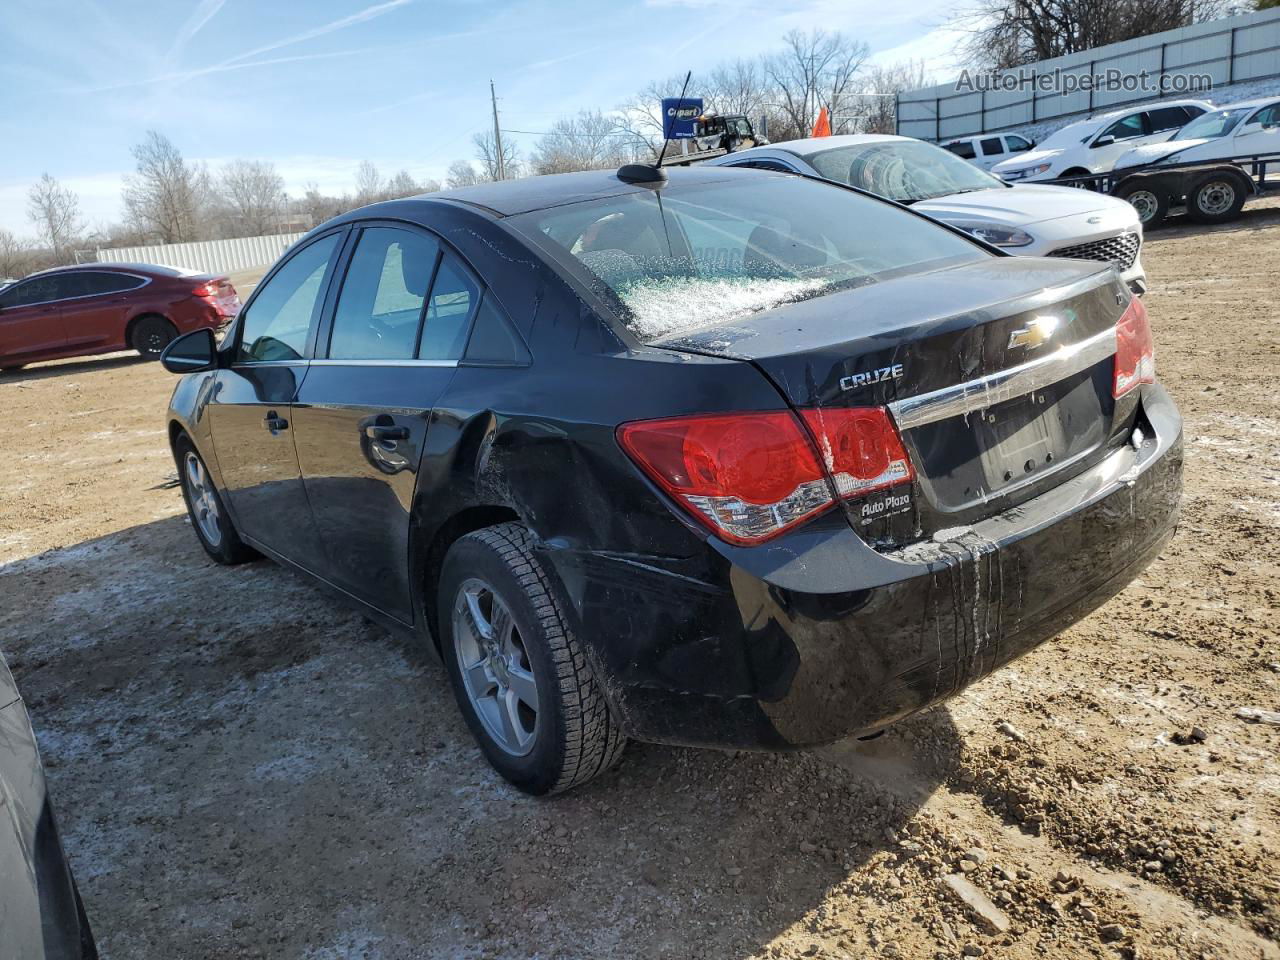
xmin=897 ymin=8 xmax=1280 ymax=141
xmin=94 ymin=232 xmax=306 ymax=275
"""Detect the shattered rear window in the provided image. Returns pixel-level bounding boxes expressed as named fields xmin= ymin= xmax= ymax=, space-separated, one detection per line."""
xmin=508 ymin=176 xmax=987 ymax=341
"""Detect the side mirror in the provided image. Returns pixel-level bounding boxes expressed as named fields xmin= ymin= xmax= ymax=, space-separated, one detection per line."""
xmin=1093 ymin=135 xmax=1116 ymax=148
xmin=161 ymin=328 xmax=218 ymax=374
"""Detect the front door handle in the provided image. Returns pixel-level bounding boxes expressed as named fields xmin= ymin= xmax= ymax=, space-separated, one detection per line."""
xmin=264 ymin=411 xmax=289 ymax=433
xmin=365 ymin=424 xmax=409 ymax=442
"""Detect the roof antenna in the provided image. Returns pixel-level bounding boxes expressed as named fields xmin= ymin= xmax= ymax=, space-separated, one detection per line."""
xmin=617 ymin=69 xmax=690 ymax=185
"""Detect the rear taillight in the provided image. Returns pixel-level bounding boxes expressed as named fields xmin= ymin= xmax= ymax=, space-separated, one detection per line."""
xmin=799 ymin=408 xmax=914 ymax=499
xmin=617 ymin=407 xmax=913 ymax=545
xmin=1113 ymin=296 xmax=1154 ymax=397
xmin=192 ymin=279 xmax=231 ymax=298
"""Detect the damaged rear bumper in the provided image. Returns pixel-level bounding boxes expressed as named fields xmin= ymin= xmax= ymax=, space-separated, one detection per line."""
xmin=549 ymin=384 xmax=1182 ymax=750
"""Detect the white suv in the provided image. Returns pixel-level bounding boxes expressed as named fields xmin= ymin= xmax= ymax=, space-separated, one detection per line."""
xmin=990 ymin=99 xmax=1213 ymax=182
xmin=943 ymin=133 xmax=1037 ymax=171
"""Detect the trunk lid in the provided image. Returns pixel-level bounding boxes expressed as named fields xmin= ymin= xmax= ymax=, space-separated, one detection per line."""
xmin=652 ymin=257 xmax=1135 ymax=546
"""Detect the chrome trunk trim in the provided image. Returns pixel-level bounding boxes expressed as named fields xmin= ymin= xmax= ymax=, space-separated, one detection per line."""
xmin=889 ymin=327 xmax=1116 ymax=430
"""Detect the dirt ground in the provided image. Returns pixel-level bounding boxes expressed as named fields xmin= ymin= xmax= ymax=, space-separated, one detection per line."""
xmin=1 ymin=201 xmax=1278 ymax=960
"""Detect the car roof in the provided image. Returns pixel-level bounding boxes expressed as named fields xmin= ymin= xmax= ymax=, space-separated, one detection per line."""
xmin=1088 ymin=98 xmax=1211 ymax=121
xmin=24 ymin=262 xmax=203 ymax=280
xmin=747 ymin=133 xmax=907 ymax=155
xmin=409 ymin=166 xmax=749 ymax=218
xmin=1201 ymin=95 xmax=1279 ymax=112
xmin=709 ymin=134 xmax=918 ymax=164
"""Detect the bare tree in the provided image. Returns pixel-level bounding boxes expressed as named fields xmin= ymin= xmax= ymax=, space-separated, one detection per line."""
xmin=0 ymin=229 xmax=37 ymax=279
xmin=383 ymin=169 xmax=440 ymax=199
xmin=955 ymin=0 xmax=1230 ymax=68
xmin=858 ymin=60 xmax=930 ymax=134
xmin=446 ymin=160 xmax=483 ymax=189
xmin=616 ymin=73 xmax=691 ymax=157
xmin=122 ymin=131 xmax=211 ymax=243
xmin=26 ymin=173 xmax=82 ymax=264
xmin=530 ymin=111 xmax=634 ymax=175
xmin=217 ymin=159 xmax=285 ymax=236
xmin=764 ymin=30 xmax=870 ymax=138
xmin=354 ymin=160 xmax=384 ymax=205
xmin=296 ymin=184 xmax=339 ymax=227
xmin=472 ymin=130 xmax=521 ymax=181
xmin=706 ymin=59 xmax=774 ymax=121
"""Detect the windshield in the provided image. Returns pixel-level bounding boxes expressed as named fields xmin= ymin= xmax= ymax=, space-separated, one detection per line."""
xmin=1176 ymin=108 xmax=1248 ymax=141
xmin=801 ymin=140 xmax=1004 ymax=202
xmin=1035 ymin=119 xmax=1100 ymax=151
xmin=509 ymin=176 xmax=987 ymax=342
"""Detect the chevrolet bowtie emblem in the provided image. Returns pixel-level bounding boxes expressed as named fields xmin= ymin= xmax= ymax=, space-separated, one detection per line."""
xmin=1008 ymin=315 xmax=1059 ymax=349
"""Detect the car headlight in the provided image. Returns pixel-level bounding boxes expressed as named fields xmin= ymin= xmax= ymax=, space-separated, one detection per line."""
xmin=1006 ymin=162 xmax=1052 ymax=180
xmin=950 ymin=222 xmax=1035 ymax=247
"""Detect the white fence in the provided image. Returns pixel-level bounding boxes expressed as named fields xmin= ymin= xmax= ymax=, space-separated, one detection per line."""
xmin=897 ymin=8 xmax=1280 ymax=141
xmin=94 ymin=232 xmax=306 ymax=276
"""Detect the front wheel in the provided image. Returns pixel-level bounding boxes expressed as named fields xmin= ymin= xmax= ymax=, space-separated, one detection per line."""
xmin=1116 ymin=182 xmax=1168 ymax=228
xmin=175 ymin=436 xmax=258 ymax=565
xmin=439 ymin=523 xmax=626 ymax=795
xmin=1187 ymin=174 xmax=1246 ymax=224
xmin=132 ymin=315 xmax=178 ymax=359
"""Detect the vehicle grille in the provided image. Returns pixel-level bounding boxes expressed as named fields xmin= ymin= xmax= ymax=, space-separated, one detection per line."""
xmin=1050 ymin=232 xmax=1141 ymax=270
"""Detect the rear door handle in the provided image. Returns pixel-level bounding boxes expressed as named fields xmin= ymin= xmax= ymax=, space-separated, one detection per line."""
xmin=365 ymin=424 xmax=409 ymax=442
xmin=264 ymin=411 xmax=289 ymax=432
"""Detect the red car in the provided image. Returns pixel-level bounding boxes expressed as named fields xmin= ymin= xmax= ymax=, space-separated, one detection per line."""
xmin=0 ymin=263 xmax=240 ymax=370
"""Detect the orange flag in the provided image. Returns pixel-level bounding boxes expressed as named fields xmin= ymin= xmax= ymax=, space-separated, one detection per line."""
xmin=811 ymin=106 xmax=832 ymax=138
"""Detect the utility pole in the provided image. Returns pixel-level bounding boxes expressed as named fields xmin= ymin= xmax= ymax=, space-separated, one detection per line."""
xmin=490 ymin=79 xmax=506 ymax=181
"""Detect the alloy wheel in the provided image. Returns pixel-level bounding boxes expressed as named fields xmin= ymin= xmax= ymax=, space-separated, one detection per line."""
xmin=184 ymin=451 xmax=222 ymax=547
xmin=452 ymin=577 xmax=539 ymax=756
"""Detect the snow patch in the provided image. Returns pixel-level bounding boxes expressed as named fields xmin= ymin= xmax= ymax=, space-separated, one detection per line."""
xmin=618 ymin=275 xmax=826 ymax=340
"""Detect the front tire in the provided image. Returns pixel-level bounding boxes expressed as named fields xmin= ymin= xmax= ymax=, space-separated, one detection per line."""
xmin=175 ymin=436 xmax=258 ymax=565
xmin=132 ymin=315 xmax=178 ymax=359
xmin=439 ymin=523 xmax=626 ymax=795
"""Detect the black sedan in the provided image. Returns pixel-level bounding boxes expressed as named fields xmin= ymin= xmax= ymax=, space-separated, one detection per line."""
xmin=161 ymin=165 xmax=1182 ymax=794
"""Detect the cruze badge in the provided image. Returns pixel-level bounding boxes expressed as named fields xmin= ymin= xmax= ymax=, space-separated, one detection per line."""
xmin=840 ymin=363 xmax=904 ymax=392
xmin=1008 ymin=315 xmax=1060 ymax=350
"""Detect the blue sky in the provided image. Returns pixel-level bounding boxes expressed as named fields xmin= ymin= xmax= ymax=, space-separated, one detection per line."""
xmin=0 ymin=0 xmax=964 ymax=237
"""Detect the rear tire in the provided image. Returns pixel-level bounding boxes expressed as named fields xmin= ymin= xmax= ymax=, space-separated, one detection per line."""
xmin=1187 ymin=173 xmax=1246 ymax=224
xmin=439 ymin=523 xmax=626 ymax=795
xmin=1116 ymin=182 xmax=1168 ymax=228
xmin=175 ymin=435 xmax=258 ymax=565
xmin=132 ymin=315 xmax=178 ymax=359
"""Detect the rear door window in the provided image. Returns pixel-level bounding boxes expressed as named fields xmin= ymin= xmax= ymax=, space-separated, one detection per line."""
xmin=77 ymin=272 xmax=147 ymax=296
xmin=237 ymin=233 xmax=340 ymax=363
xmin=418 ymin=252 xmax=478 ymax=360
xmin=1148 ymin=107 xmax=1191 ymax=133
xmin=328 ymin=227 xmax=439 ymax=360
xmin=980 ymin=137 xmax=1004 ymax=156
